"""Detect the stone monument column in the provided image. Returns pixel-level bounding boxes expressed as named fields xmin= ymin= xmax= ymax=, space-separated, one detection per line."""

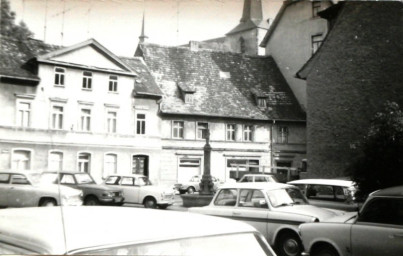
xmin=199 ymin=129 xmax=214 ymax=195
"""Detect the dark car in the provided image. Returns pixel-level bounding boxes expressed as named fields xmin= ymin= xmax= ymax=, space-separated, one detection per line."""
xmin=40 ymin=171 xmax=123 ymax=206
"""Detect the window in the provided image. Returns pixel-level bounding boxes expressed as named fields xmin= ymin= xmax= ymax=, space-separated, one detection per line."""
xmin=51 ymin=105 xmax=64 ymax=129
xmin=184 ymin=93 xmax=194 ymax=104
xmin=49 ymin=151 xmax=63 ymax=171
xmin=312 ymin=1 xmax=321 ymax=17
xmin=107 ymin=111 xmax=117 ymax=133
xmin=121 ymin=177 xmax=135 ymax=186
xmin=60 ymin=174 xmax=75 ymax=185
xmin=82 ymin=71 xmax=92 ymax=90
xmin=79 ymin=108 xmax=91 ymax=131
xmin=257 ymin=98 xmax=267 ymax=108
xmin=238 ymin=189 xmax=268 ymax=208
xmin=136 ymin=113 xmax=146 ymax=135
xmin=214 ymin=189 xmax=238 ymax=206
xmin=239 ymin=37 xmax=246 ymax=54
xmin=226 ymin=124 xmax=236 ymax=141
xmin=172 ymin=121 xmax=184 ymax=139
xmin=227 ymin=159 xmax=260 ymax=180
xmin=11 ymin=174 xmax=30 ymax=185
xmin=197 ymin=122 xmax=208 ymax=140
xmin=12 ymin=150 xmax=31 ymax=170
xmin=358 ymin=198 xmax=403 ymax=226
xmin=109 ymin=75 xmax=118 ymax=92
xmin=278 ymin=126 xmax=288 ymax=144
xmin=54 ymin=67 xmax=65 ymax=86
xmin=311 ymin=34 xmax=323 ymax=55
xmin=17 ymin=102 xmax=31 ymax=127
xmin=243 ymin=125 xmax=253 ymax=141
xmin=0 ymin=174 xmax=10 ymax=184
xmin=104 ymin=153 xmax=117 ymax=177
xmin=78 ymin=153 xmax=91 ymax=173
xmin=132 ymin=156 xmax=146 ymax=175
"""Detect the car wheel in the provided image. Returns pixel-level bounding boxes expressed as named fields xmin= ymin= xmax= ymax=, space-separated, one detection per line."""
xmin=144 ymin=197 xmax=157 ymax=209
xmin=312 ymin=245 xmax=339 ymax=256
xmin=39 ymin=198 xmax=57 ymax=207
xmin=276 ymin=232 xmax=302 ymax=256
xmin=187 ymin=186 xmax=195 ymax=194
xmin=84 ymin=196 xmax=99 ymax=206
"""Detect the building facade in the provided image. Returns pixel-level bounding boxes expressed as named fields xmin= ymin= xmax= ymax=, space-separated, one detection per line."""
xmin=260 ymin=0 xmax=333 ymax=109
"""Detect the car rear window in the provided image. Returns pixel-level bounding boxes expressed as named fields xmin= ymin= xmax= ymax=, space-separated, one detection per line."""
xmin=0 ymin=174 xmax=10 ymax=184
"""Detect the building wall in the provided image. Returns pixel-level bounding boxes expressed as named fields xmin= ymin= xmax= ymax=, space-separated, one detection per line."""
xmin=265 ymin=0 xmax=331 ymax=109
xmin=0 ymin=63 xmax=162 ymax=183
xmin=226 ymin=27 xmax=268 ymax=55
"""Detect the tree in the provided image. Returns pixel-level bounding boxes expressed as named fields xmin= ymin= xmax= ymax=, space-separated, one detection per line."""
xmin=1 ymin=0 xmax=33 ymax=39
xmin=348 ymin=101 xmax=403 ymax=197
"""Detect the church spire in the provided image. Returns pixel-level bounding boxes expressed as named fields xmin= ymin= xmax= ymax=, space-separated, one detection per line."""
xmin=139 ymin=12 xmax=148 ymax=43
xmin=240 ymin=0 xmax=263 ymax=23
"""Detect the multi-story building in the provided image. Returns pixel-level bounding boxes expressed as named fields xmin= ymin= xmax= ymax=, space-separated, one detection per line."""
xmin=296 ymin=1 xmax=403 ymax=178
xmin=260 ymin=0 xmax=333 ymax=109
xmin=0 ymin=37 xmax=163 ymax=183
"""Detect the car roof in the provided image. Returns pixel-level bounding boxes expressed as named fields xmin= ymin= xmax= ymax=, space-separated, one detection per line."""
xmin=221 ymin=182 xmax=294 ymax=190
xmin=0 ymin=170 xmax=41 ymax=174
xmin=242 ymin=173 xmax=276 ymax=177
xmin=0 ymin=206 xmax=257 ymax=254
xmin=107 ymin=174 xmax=146 ymax=178
xmin=288 ymin=179 xmax=355 ymax=187
xmin=369 ymin=185 xmax=403 ymax=198
xmin=42 ymin=171 xmax=89 ymax=175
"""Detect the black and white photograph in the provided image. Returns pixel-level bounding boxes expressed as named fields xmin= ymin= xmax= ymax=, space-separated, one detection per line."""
xmin=0 ymin=0 xmax=402 ymax=255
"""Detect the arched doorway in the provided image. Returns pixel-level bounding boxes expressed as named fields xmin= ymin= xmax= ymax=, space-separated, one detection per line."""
xmin=132 ymin=155 xmax=149 ymax=177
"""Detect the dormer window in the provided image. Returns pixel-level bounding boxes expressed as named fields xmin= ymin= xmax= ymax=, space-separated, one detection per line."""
xmin=184 ymin=93 xmax=194 ymax=104
xmin=177 ymin=82 xmax=196 ymax=104
xmin=257 ymin=98 xmax=267 ymax=108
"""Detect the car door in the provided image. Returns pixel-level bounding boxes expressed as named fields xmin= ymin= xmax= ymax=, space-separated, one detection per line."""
xmin=0 ymin=173 xmax=11 ymax=207
xmin=207 ymin=188 xmax=238 ymax=218
xmin=232 ymin=189 xmax=269 ymax=239
xmin=120 ymin=177 xmax=139 ymax=204
xmin=7 ymin=174 xmax=36 ymax=207
xmin=351 ymin=197 xmax=403 ymax=256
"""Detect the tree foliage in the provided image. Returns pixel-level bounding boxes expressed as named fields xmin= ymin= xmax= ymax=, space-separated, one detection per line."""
xmin=1 ymin=0 xmax=33 ymax=39
xmin=348 ymin=101 xmax=403 ymax=197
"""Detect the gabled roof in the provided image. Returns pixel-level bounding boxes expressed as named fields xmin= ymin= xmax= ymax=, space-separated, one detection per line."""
xmin=37 ymin=38 xmax=136 ymax=76
xmin=120 ymin=56 xmax=163 ymax=98
xmin=0 ymin=36 xmax=61 ymax=82
xmin=296 ymin=1 xmax=403 ymax=80
xmin=136 ymin=43 xmax=305 ymax=121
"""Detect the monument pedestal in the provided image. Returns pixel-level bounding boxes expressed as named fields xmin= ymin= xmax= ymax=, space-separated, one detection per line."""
xmin=181 ymin=194 xmax=214 ymax=207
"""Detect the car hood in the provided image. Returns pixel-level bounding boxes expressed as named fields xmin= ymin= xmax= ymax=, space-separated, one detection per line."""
xmin=321 ymin=211 xmax=357 ymax=223
xmin=274 ymin=204 xmax=342 ymax=221
xmin=35 ymin=183 xmax=81 ymax=196
xmin=78 ymin=183 xmax=120 ymax=192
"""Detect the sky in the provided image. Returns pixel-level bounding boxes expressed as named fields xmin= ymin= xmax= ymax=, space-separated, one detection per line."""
xmin=10 ymin=0 xmax=283 ymax=56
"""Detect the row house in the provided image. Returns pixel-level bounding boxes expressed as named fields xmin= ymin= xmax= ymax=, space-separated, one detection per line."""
xmin=0 ymin=37 xmax=162 ymax=183
xmin=134 ymin=42 xmax=306 ymax=184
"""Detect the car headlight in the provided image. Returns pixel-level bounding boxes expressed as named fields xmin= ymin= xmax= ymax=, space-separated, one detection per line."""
xmin=310 ymin=217 xmax=319 ymax=222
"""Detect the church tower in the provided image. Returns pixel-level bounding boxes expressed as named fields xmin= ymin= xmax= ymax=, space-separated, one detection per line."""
xmin=225 ymin=0 xmax=269 ymax=55
xmin=138 ymin=13 xmax=148 ymax=43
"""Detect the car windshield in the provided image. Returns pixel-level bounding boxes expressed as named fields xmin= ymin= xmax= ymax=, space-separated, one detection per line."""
xmin=266 ymin=188 xmax=308 ymax=207
xmin=74 ymin=173 xmax=96 ymax=184
xmin=79 ymin=232 xmax=274 ymax=256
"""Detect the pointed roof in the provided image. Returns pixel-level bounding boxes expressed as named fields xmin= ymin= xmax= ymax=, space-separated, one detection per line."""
xmin=37 ymin=38 xmax=136 ymax=76
xmin=227 ymin=0 xmax=269 ymax=35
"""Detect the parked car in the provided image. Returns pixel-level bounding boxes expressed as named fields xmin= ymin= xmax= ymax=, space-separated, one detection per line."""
xmin=0 ymin=206 xmax=277 ymax=255
xmin=288 ymin=179 xmax=359 ymax=211
xmin=103 ymin=174 xmax=175 ymax=209
xmin=174 ymin=175 xmax=224 ymax=194
xmin=189 ymin=182 xmax=344 ymax=256
xmin=40 ymin=171 xmax=123 ymax=206
xmin=239 ymin=173 xmax=279 ymax=183
xmin=299 ymin=185 xmax=403 ymax=256
xmin=0 ymin=170 xmax=82 ymax=208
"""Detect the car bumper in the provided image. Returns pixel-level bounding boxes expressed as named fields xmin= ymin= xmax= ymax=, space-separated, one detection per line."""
xmin=301 ymin=252 xmax=310 ymax=256
xmin=99 ymin=196 xmax=125 ymax=205
xmin=62 ymin=196 xmax=83 ymax=206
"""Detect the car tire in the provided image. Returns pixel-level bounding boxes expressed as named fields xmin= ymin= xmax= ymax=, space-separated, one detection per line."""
xmin=39 ymin=198 xmax=57 ymax=207
xmin=158 ymin=204 xmax=168 ymax=210
xmin=187 ymin=186 xmax=195 ymax=194
xmin=276 ymin=231 xmax=302 ymax=256
xmin=84 ymin=196 xmax=99 ymax=206
xmin=312 ymin=245 xmax=339 ymax=256
xmin=144 ymin=197 xmax=157 ymax=209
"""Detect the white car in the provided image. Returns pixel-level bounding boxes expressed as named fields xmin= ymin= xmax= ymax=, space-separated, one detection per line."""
xmin=0 ymin=206 xmax=277 ymax=255
xmin=174 ymin=175 xmax=224 ymax=194
xmin=288 ymin=179 xmax=359 ymax=211
xmin=189 ymin=182 xmax=344 ymax=256
xmin=239 ymin=173 xmax=279 ymax=183
xmin=0 ymin=170 xmax=82 ymax=207
xmin=103 ymin=174 xmax=175 ymax=209
xmin=299 ymin=185 xmax=403 ymax=256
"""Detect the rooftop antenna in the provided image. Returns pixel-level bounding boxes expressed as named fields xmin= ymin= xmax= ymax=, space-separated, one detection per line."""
xmin=43 ymin=0 xmax=48 ymax=42
xmin=50 ymin=0 xmax=74 ymax=45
